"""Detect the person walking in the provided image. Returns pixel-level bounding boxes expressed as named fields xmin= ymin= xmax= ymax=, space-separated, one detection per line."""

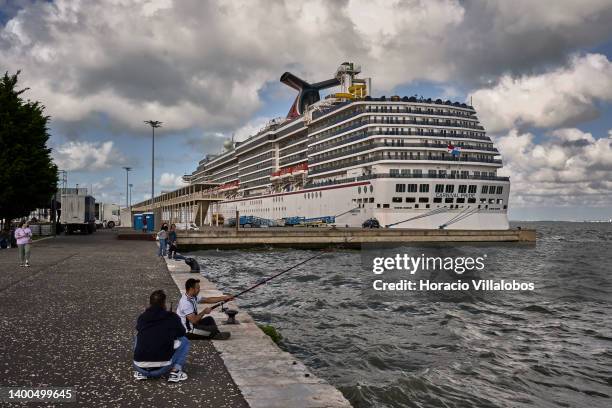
xmin=14 ymin=221 xmax=32 ymax=267
xmin=157 ymin=225 xmax=168 ymax=258
xmin=142 ymin=216 xmax=148 ymax=233
xmin=167 ymin=224 xmax=177 ymax=259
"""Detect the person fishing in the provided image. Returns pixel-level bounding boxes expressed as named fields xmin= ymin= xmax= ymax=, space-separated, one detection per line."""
xmin=176 ymin=278 xmax=233 ymax=340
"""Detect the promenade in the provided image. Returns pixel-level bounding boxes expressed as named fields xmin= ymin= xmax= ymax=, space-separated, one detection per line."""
xmin=0 ymin=230 xmax=248 ymax=407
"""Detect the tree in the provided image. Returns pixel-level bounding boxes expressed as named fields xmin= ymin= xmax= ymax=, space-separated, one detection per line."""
xmin=0 ymin=71 xmax=58 ymax=225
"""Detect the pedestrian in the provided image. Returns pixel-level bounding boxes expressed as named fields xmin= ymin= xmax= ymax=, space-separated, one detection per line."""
xmin=133 ymin=290 xmax=190 ymax=382
xmin=14 ymin=221 xmax=32 ymax=267
xmin=0 ymin=227 xmax=9 ymax=249
xmin=168 ymin=224 xmax=177 ymax=259
xmin=142 ymin=216 xmax=148 ymax=233
xmin=157 ymin=224 xmax=168 ymax=257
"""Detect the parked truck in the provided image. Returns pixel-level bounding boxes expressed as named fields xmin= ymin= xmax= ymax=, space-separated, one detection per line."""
xmin=95 ymin=202 xmax=121 ymax=229
xmin=59 ymin=194 xmax=96 ymax=234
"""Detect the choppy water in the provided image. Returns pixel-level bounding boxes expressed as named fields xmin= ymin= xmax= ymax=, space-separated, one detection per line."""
xmin=188 ymin=222 xmax=612 ymax=408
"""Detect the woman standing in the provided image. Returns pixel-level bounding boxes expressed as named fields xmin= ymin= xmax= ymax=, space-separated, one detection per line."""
xmin=157 ymin=224 xmax=168 ymax=258
xmin=14 ymin=221 xmax=33 ymax=267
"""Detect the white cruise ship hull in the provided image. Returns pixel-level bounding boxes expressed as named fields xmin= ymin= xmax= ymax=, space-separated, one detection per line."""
xmin=209 ymin=178 xmax=509 ymax=230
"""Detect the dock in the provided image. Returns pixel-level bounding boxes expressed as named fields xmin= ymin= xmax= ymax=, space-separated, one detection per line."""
xmin=154 ymin=227 xmax=536 ymax=249
xmin=164 ymin=257 xmax=352 ymax=408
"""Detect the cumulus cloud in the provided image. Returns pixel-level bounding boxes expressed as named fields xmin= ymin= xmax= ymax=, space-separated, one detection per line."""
xmin=159 ymin=172 xmax=187 ymax=189
xmin=470 ymin=53 xmax=612 ymax=133
xmin=496 ymin=128 xmax=612 ymax=207
xmin=2 ymin=0 xmax=612 ymax=137
xmin=52 ymin=140 xmax=126 ymax=171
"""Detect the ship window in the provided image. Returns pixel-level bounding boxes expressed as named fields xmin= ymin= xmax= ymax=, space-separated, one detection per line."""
xmin=383 ymin=204 xmax=390 ymax=208
xmin=428 ymin=170 xmax=437 ymax=177
xmin=369 ymin=197 xmax=374 ymax=203
xmin=468 ymin=185 xmax=477 ymax=194
xmin=481 ymin=185 xmax=488 ymax=194
xmin=458 ymin=185 xmax=467 ymax=194
xmin=419 ymin=197 xmax=429 ymax=203
xmin=426 ymin=204 xmax=430 ymax=208
xmin=395 ymin=184 xmax=406 ymax=193
xmin=496 ymin=186 xmax=503 ymax=194
xmin=435 ymin=184 xmax=444 ymax=193
xmin=497 ymin=199 xmax=503 ymax=204
xmin=419 ymin=184 xmax=429 ymax=193
xmin=370 ymin=185 xmax=373 ymax=193
xmin=468 ymin=198 xmax=476 ymax=203
xmin=480 ymin=198 xmax=487 ymax=203
xmin=377 ymin=204 xmax=381 ymax=208
xmin=433 ymin=197 xmax=443 ymax=203
xmin=445 ymin=185 xmax=454 ymax=193
xmin=489 ymin=199 xmax=495 ymax=204
xmin=407 ymin=184 xmax=417 ymax=192
xmin=358 ymin=187 xmax=361 ymax=194
xmin=392 ymin=197 xmax=402 ymax=203
xmin=415 ymin=204 xmax=419 ymax=209
xmin=406 ymin=197 xmax=416 ymax=203
xmin=445 ymin=198 xmax=454 ymax=203
xmin=489 ymin=185 xmax=496 ymax=194
xmin=456 ymin=198 xmax=465 ymax=204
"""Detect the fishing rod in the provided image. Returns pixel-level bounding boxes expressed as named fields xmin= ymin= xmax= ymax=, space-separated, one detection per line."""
xmin=211 ymin=251 xmax=328 ymax=310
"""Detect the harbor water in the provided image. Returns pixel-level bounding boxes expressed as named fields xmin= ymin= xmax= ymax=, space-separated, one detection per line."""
xmin=188 ymin=222 xmax=611 ymax=408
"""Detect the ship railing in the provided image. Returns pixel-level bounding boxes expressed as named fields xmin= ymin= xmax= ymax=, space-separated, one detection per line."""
xmin=309 ymin=142 xmax=499 ymax=164
xmin=304 ymin=173 xmax=510 ymax=189
xmin=311 ymin=119 xmax=490 ymax=146
xmin=308 ymin=155 xmax=503 ymax=175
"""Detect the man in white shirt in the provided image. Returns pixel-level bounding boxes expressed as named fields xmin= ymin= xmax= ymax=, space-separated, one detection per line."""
xmin=176 ymin=278 xmax=233 ymax=340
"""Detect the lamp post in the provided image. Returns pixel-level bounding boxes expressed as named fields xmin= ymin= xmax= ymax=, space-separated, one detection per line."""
xmin=122 ymin=166 xmax=132 ymax=211
xmin=129 ymin=183 xmax=133 ymax=209
xmin=144 ymin=120 xmax=162 ymax=212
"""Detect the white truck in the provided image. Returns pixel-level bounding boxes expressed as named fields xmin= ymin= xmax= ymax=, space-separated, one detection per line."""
xmin=95 ymin=202 xmax=121 ymax=229
xmin=59 ymin=194 xmax=96 ymax=234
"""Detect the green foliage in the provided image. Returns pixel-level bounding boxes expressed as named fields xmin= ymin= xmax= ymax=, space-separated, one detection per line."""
xmin=258 ymin=324 xmax=283 ymax=344
xmin=0 ymin=71 xmax=58 ymax=222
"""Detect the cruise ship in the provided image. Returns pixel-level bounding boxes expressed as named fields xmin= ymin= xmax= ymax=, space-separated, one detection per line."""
xmin=185 ymin=62 xmax=510 ymax=229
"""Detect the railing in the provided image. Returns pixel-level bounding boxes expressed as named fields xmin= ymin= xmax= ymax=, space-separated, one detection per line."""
xmin=308 ymin=154 xmax=503 ymax=175
xmin=304 ymin=173 xmax=509 ymax=189
xmin=309 ymin=142 xmax=499 ymax=164
xmin=311 ymin=118 xmax=488 ymax=146
xmin=279 ymin=152 xmax=308 ymax=166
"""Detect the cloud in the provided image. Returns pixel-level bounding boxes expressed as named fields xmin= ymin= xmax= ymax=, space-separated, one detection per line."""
xmin=496 ymin=128 xmax=612 ymax=207
xmin=52 ymin=140 xmax=126 ymax=171
xmin=2 ymin=0 xmax=612 ymax=138
xmin=470 ymin=53 xmax=612 ymax=133
xmin=159 ymin=172 xmax=187 ymax=189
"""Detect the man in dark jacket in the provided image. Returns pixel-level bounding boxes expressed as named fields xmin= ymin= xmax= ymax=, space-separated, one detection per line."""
xmin=133 ymin=290 xmax=190 ymax=382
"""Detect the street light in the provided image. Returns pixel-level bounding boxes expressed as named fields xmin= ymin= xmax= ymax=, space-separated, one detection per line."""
xmin=144 ymin=120 xmax=162 ymax=212
xmin=128 ymin=183 xmax=133 ymax=209
xmin=122 ymin=166 xmax=132 ymax=210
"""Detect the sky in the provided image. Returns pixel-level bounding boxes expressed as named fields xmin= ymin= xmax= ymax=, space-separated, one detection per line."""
xmin=1 ymin=0 xmax=612 ymax=221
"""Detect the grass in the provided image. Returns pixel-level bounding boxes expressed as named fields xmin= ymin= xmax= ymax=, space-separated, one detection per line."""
xmin=258 ymin=324 xmax=283 ymax=344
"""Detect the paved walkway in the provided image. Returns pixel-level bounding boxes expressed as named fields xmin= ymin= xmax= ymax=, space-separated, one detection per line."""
xmin=0 ymin=230 xmax=248 ymax=407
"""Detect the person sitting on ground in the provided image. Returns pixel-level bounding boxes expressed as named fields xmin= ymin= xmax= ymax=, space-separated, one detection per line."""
xmin=176 ymin=278 xmax=233 ymax=340
xmin=133 ymin=290 xmax=190 ymax=382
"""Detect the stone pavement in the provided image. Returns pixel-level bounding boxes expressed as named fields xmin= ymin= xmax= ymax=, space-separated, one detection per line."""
xmin=0 ymin=230 xmax=248 ymax=407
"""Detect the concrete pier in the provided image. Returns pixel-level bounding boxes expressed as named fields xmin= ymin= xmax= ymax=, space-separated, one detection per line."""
xmin=165 ymin=258 xmax=352 ymax=408
xmin=0 ymin=230 xmax=248 ymax=407
xmin=168 ymin=227 xmax=536 ymax=249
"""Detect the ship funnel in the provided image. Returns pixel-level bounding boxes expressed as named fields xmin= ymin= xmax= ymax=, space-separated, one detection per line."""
xmin=280 ymin=72 xmax=339 ymax=119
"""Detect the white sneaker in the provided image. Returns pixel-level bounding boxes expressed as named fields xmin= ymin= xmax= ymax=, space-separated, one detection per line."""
xmin=25 ymin=262 xmax=30 ymax=267
xmin=167 ymin=370 xmax=188 ymax=382
xmin=134 ymin=371 xmax=148 ymax=381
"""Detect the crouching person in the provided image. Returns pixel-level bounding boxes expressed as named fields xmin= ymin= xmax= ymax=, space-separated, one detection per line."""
xmin=133 ymin=290 xmax=190 ymax=382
